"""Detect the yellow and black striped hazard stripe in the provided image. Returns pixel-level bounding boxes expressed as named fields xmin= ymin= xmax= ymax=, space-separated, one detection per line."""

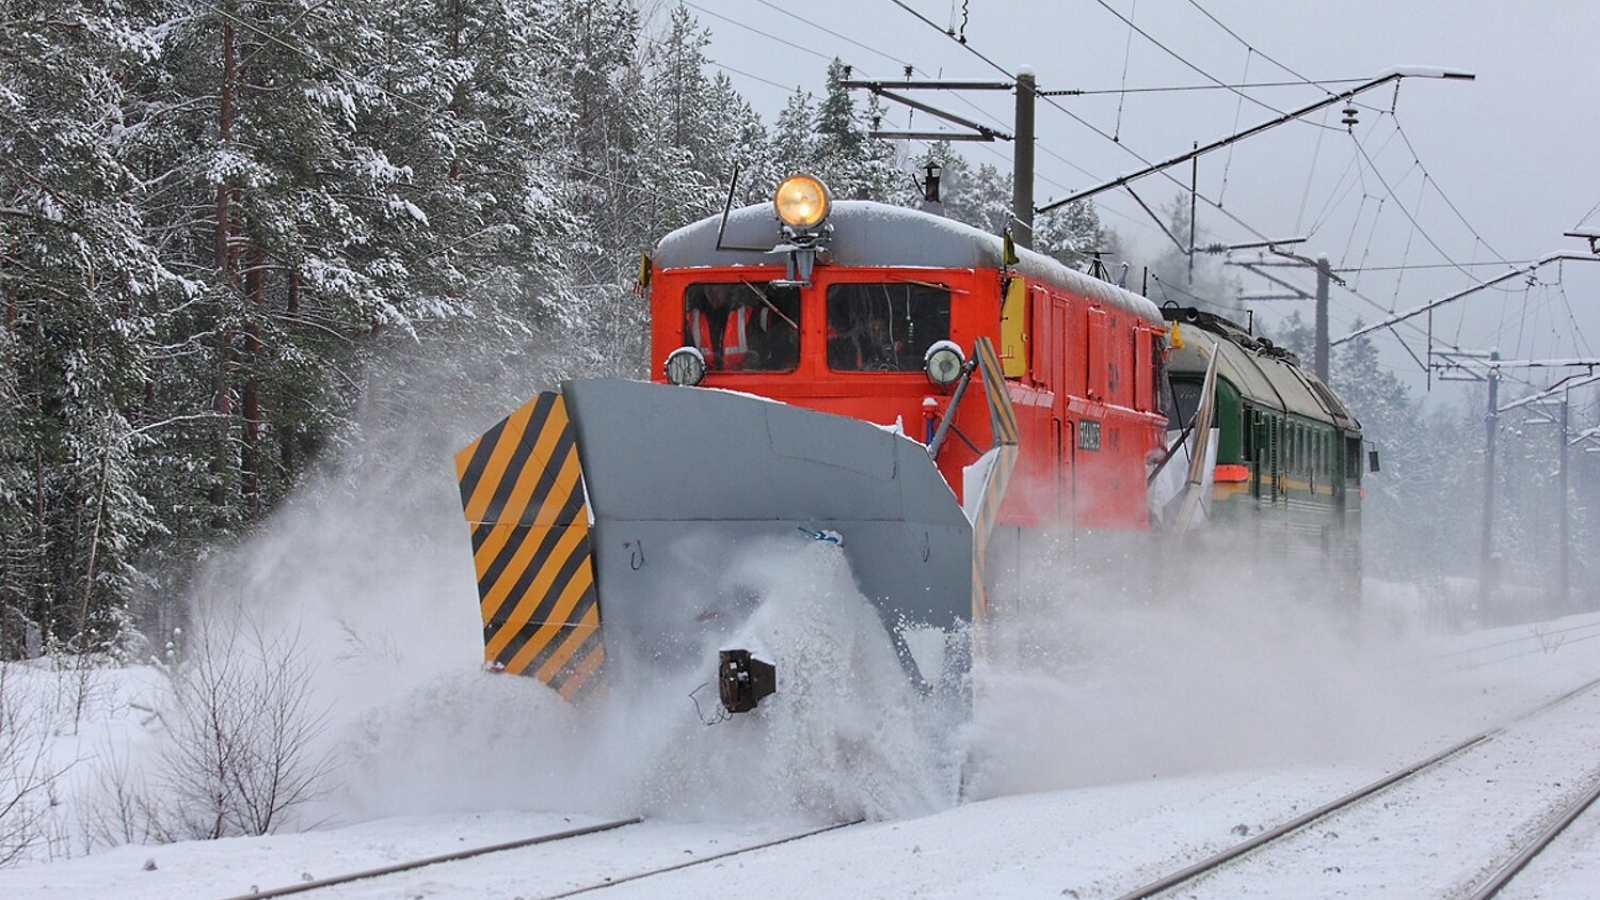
xmin=455 ymin=391 xmax=604 ymax=701
xmin=970 ymin=337 xmax=1021 ymax=622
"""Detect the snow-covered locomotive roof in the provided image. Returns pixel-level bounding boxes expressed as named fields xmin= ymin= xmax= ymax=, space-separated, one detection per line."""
xmin=655 ymin=200 xmax=1162 ymax=322
xmin=1166 ymin=307 xmax=1360 ymax=432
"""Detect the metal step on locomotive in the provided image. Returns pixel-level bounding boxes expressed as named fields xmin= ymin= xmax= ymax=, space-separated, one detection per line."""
xmin=452 ymin=173 xmax=1366 ymax=715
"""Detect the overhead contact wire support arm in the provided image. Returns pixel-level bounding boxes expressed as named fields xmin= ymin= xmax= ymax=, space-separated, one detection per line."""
xmin=1038 ymin=67 xmax=1475 ymax=214
xmin=1333 ymin=252 xmax=1600 ymax=346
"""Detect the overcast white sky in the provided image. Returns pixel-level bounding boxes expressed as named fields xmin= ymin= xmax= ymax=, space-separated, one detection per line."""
xmin=660 ymin=0 xmax=1600 ymax=406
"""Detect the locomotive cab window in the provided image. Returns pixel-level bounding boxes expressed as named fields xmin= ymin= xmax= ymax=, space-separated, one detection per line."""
xmin=683 ymin=281 xmax=800 ymax=372
xmin=826 ymin=282 xmax=951 ymax=372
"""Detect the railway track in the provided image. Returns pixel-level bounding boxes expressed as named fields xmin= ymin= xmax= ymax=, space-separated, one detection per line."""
xmin=1100 ymin=675 xmax=1600 ymax=900
xmin=212 ymin=817 xmax=642 ymax=900
xmin=1462 ymin=769 xmax=1600 ymax=900
xmin=535 ymin=818 xmax=860 ymax=899
xmin=210 ymin=815 xmax=860 ymax=900
xmin=1408 ymin=617 xmax=1600 ymax=671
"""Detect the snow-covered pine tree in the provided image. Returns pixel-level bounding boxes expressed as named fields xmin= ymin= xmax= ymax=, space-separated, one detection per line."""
xmin=550 ymin=0 xmax=653 ymax=375
xmin=811 ymin=59 xmax=899 ymax=202
xmin=642 ymin=4 xmax=756 ymax=225
xmin=0 ymin=0 xmax=170 ymax=649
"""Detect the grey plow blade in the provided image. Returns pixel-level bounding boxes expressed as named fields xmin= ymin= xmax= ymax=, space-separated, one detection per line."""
xmin=564 ymin=379 xmax=973 ymax=689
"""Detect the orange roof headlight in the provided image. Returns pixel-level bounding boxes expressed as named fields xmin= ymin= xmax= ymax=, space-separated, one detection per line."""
xmin=774 ymin=174 xmax=831 ymax=230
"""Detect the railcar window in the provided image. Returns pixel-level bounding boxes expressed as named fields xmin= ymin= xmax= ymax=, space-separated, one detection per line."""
xmin=1149 ymin=333 xmax=1165 ymax=415
xmin=683 ymin=282 xmax=800 ymax=372
xmin=826 ymin=282 xmax=950 ymax=372
xmin=1168 ymin=380 xmax=1201 ymax=431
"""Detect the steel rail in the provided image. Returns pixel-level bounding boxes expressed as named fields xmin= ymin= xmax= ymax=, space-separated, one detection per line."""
xmin=1105 ymin=734 xmax=1489 ymax=900
xmin=211 ymin=816 xmax=642 ymax=900
xmin=1393 ymin=619 xmax=1600 ymax=667
xmin=535 ymin=818 xmax=864 ymax=899
xmin=1103 ymin=675 xmax=1600 ymax=900
xmin=1465 ymin=767 xmax=1600 ymax=900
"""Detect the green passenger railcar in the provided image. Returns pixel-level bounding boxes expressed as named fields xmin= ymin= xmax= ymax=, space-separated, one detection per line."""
xmin=1162 ymin=306 xmax=1365 ymax=601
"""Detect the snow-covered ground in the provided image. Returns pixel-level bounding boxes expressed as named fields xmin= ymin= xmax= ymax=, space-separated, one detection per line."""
xmin=5 ymin=531 xmax=1600 ymax=899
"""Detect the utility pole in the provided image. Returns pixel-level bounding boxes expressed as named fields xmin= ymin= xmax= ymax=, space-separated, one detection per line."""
xmin=1187 ymin=144 xmax=1198 ymax=285
xmin=1220 ymin=242 xmax=1336 ymax=380
xmin=1013 ymin=69 xmax=1035 ymax=250
xmin=1314 ymin=254 xmax=1330 ymax=381
xmin=1480 ymin=351 xmax=1500 ymax=609
xmin=1448 ymin=361 xmax=1600 ymax=615
xmin=1559 ymin=392 xmax=1570 ymax=609
xmin=840 ymin=74 xmax=1028 ymax=240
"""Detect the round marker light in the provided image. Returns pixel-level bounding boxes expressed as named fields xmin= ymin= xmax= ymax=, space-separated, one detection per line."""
xmin=665 ymin=346 xmax=707 ymax=386
xmin=774 ymin=174 xmax=831 ymax=230
xmin=924 ymin=340 xmax=966 ymax=387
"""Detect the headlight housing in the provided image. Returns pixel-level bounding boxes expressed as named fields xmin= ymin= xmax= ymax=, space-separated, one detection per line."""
xmin=923 ymin=340 xmax=966 ymax=387
xmin=665 ymin=346 xmax=707 ymax=386
xmin=774 ymin=174 xmax=831 ymax=230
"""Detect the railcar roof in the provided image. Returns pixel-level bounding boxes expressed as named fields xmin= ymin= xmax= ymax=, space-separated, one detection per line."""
xmin=1170 ymin=320 xmax=1360 ymax=432
xmin=654 ymin=200 xmax=1161 ymax=322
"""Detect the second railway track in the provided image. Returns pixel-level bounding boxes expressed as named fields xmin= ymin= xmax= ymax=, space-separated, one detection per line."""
xmin=212 ymin=815 xmax=863 ymax=900
xmin=1099 ymin=675 xmax=1600 ymax=900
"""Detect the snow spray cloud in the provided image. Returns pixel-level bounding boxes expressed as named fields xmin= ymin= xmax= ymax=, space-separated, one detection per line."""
xmin=959 ymin=527 xmax=1456 ymax=800
xmin=339 ymin=535 xmax=963 ymax=824
xmin=169 ymin=321 xmax=961 ymax=825
xmin=583 ymin=537 xmax=961 ymax=824
xmin=168 ymin=331 xmax=594 ymax=824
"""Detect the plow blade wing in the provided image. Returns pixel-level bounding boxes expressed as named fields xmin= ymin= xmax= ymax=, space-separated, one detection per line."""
xmin=455 ymin=390 xmax=603 ymax=700
xmin=457 ymin=379 xmax=974 ymax=700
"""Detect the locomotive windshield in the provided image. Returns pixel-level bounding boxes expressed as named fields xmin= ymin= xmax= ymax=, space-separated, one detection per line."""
xmin=826 ymin=282 xmax=951 ymax=372
xmin=682 ymin=281 xmax=800 ymax=372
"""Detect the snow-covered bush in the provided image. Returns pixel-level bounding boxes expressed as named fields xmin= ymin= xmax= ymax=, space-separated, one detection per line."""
xmin=154 ymin=618 xmax=335 ymax=839
xmin=0 ymin=665 xmax=72 ymax=866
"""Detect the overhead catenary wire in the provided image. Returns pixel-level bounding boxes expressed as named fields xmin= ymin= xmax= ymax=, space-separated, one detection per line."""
xmin=740 ymin=0 xmax=1583 ymax=375
xmin=1390 ymin=119 xmax=1512 ymax=265
xmin=746 ymin=0 xmax=915 ymax=70
xmin=1043 ymin=77 xmax=1370 ymax=97
xmin=1294 ymin=106 xmax=1332 ymax=234
xmin=182 ymin=0 xmax=1593 ymax=399
xmin=1111 ymin=0 xmax=1137 ymax=142
xmin=1574 ymin=198 xmax=1600 ymax=231
xmin=756 ymin=1 xmax=1560 ymax=390
xmin=885 ymin=1 xmax=1295 ymax=249
xmin=1304 ymin=121 xmax=1403 ymax=240
xmin=1333 ymin=260 xmax=1544 ymax=273
xmin=680 ymin=1 xmax=837 ymax=64
xmin=1086 ymin=0 xmax=1345 ymax=133
xmin=675 ymin=2 xmax=1167 ymax=248
xmin=1183 ymin=0 xmax=1330 ymax=92
xmin=684 ymin=0 xmax=1130 ymax=235
xmin=1217 ymin=46 xmax=1251 ymax=205
xmin=1350 ymin=133 xmax=1508 ymax=289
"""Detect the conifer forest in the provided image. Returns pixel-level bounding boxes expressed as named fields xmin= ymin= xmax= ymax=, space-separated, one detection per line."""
xmin=2 ymin=0 xmax=1595 ymax=659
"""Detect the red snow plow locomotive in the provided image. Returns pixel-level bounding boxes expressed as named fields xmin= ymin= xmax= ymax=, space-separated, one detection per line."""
xmin=455 ymin=174 xmax=1173 ymax=712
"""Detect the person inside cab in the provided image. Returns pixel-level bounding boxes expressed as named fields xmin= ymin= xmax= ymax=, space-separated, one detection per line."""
xmin=828 ymin=290 xmax=906 ymax=370
xmin=685 ymin=282 xmax=798 ymax=371
xmin=686 ymin=283 xmax=749 ymax=370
